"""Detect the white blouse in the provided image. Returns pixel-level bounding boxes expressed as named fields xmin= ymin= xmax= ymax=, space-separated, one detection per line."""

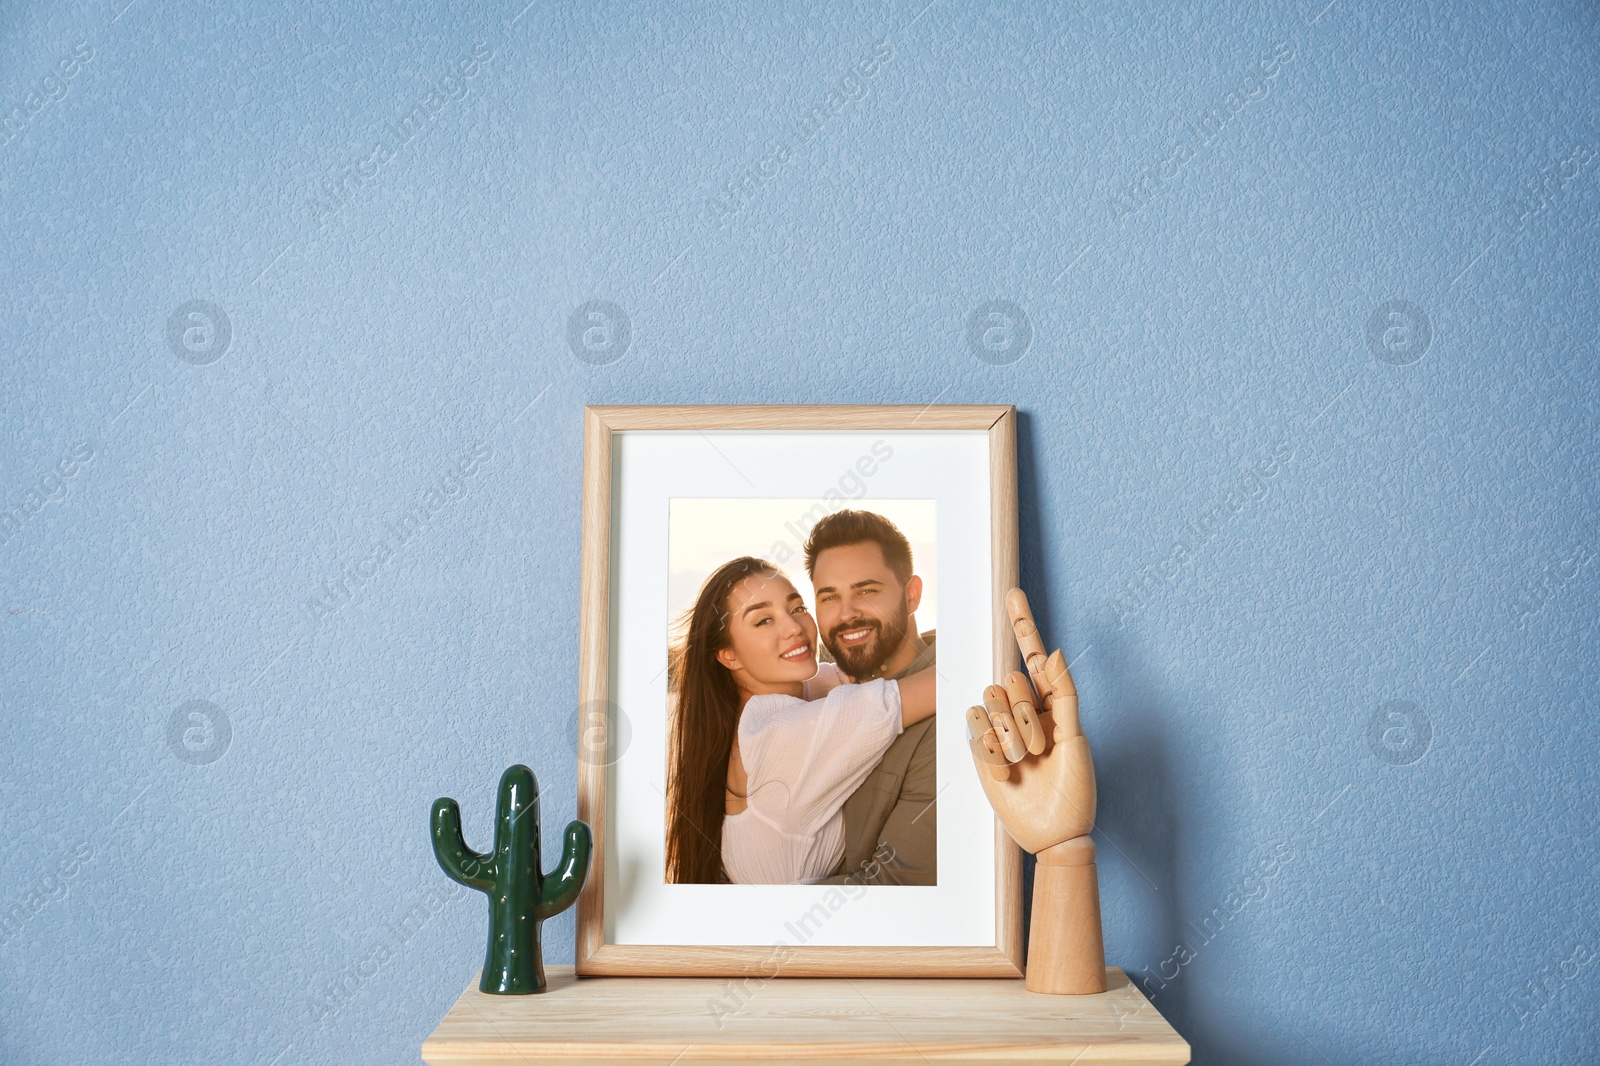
xmin=721 ymin=663 xmax=905 ymax=885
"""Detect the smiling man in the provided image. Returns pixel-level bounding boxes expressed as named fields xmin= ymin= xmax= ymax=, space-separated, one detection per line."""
xmin=802 ymin=509 xmax=936 ymax=886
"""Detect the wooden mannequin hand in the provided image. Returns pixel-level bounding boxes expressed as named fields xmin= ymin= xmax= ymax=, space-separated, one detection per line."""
xmin=967 ymin=587 xmax=1105 ymax=994
xmin=966 ymin=588 xmax=1095 ymax=854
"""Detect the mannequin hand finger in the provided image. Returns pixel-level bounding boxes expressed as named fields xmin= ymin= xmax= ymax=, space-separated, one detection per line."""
xmin=1003 ymin=671 xmax=1046 ymax=756
xmin=1005 ymin=589 xmax=1052 ymax=704
xmin=969 ymin=736 xmax=1011 ymax=781
xmin=966 ymin=707 xmax=1009 ymax=765
xmin=1044 ymin=649 xmax=1081 ymax=738
xmin=966 ymin=715 xmax=1011 ymax=781
xmin=983 ymin=685 xmax=1028 ymax=762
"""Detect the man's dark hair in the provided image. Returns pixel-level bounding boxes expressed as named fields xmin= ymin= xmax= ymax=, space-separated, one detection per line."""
xmin=802 ymin=509 xmax=914 ymax=585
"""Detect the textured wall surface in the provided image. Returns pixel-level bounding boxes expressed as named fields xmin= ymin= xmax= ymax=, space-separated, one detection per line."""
xmin=2 ymin=1 xmax=1596 ymax=1063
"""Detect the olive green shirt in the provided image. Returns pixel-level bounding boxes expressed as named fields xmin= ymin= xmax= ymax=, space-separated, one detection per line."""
xmin=818 ymin=631 xmax=937 ymax=886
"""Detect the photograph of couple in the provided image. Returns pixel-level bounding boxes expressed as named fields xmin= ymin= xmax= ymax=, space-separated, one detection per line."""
xmin=664 ymin=501 xmax=938 ymax=886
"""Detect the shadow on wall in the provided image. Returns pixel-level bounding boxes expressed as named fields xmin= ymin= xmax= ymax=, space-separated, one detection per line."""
xmin=1015 ymin=411 xmax=1193 ymax=1059
xmin=1011 ymin=411 xmax=1185 ymax=994
xmin=1018 ymin=410 xmax=1293 ymax=1066
xmin=1091 ymin=636 xmax=1199 ymax=1058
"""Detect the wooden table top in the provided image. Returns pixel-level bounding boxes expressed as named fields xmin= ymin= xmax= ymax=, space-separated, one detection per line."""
xmin=422 ymin=965 xmax=1189 ymax=1065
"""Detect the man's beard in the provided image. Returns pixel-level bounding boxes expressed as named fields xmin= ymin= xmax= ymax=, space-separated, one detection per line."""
xmin=824 ymin=603 xmax=911 ymax=679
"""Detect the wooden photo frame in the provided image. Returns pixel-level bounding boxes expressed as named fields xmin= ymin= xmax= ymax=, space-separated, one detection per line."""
xmin=574 ymin=404 xmax=1021 ymax=977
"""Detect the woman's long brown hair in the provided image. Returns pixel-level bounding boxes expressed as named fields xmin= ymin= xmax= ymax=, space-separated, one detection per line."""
xmin=665 ymin=556 xmax=777 ymax=884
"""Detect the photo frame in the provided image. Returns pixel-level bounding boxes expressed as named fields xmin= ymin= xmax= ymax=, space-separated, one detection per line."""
xmin=574 ymin=404 xmax=1021 ymax=977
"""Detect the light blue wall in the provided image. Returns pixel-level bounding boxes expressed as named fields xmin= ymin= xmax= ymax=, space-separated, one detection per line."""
xmin=2 ymin=1 xmax=1595 ymax=1063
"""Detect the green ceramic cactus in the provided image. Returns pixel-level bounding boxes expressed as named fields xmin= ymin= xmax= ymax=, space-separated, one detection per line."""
xmin=431 ymin=764 xmax=592 ymax=994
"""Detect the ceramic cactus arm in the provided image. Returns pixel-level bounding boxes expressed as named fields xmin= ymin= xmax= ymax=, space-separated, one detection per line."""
xmin=534 ymin=821 xmax=592 ymax=920
xmin=431 ymin=799 xmax=495 ymax=892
